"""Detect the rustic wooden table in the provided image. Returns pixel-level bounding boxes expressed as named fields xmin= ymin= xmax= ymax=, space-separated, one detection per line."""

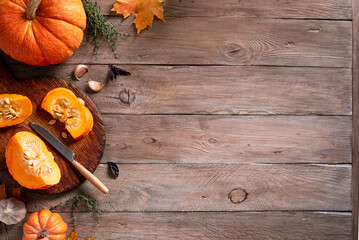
xmin=1 ymin=0 xmax=358 ymax=239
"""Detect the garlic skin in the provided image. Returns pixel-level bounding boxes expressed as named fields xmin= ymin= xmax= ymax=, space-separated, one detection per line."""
xmin=74 ymin=64 xmax=88 ymax=80
xmin=0 ymin=198 xmax=26 ymax=225
xmin=88 ymin=80 xmax=104 ymax=92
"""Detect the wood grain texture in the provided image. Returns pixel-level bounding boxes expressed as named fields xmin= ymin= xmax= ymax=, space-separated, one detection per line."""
xmin=1 ymin=18 xmax=350 ymax=67
xmin=6 ymin=211 xmax=351 ymax=239
xmin=0 ymin=62 xmax=106 ymax=194
xmin=102 ymin=115 xmax=352 ymax=164
xmin=352 ymin=0 xmax=359 ymax=238
xmin=4 ymin=64 xmax=352 ymax=115
xmin=24 ymin=164 xmax=351 ymax=212
xmin=99 ymin=0 xmax=352 ymax=19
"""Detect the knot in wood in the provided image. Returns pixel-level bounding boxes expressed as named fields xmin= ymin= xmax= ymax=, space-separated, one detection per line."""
xmin=208 ymin=137 xmax=217 ymax=144
xmin=228 ymin=188 xmax=248 ymax=204
xmin=119 ymin=89 xmax=135 ymax=105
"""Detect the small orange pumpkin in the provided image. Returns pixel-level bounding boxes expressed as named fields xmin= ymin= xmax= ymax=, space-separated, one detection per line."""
xmin=23 ymin=209 xmax=67 ymax=240
xmin=0 ymin=0 xmax=86 ymax=66
xmin=6 ymin=131 xmax=61 ymax=189
xmin=0 ymin=94 xmax=32 ymax=128
xmin=41 ymin=87 xmax=93 ymax=140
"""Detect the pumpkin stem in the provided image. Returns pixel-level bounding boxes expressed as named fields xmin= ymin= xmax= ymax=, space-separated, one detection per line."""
xmin=25 ymin=0 xmax=42 ymax=20
xmin=39 ymin=231 xmax=48 ymax=238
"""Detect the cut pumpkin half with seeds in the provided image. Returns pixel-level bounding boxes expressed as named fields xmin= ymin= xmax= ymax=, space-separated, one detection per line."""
xmin=41 ymin=88 xmax=93 ymax=140
xmin=0 ymin=94 xmax=32 ymax=128
xmin=6 ymin=131 xmax=61 ymax=189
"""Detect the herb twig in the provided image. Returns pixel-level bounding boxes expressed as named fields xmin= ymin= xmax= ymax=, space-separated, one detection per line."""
xmin=81 ymin=0 xmax=124 ymax=59
xmin=50 ymin=195 xmax=102 ymax=229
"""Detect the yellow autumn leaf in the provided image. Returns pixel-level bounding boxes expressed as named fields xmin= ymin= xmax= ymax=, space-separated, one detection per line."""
xmin=0 ymin=184 xmax=6 ymax=201
xmin=112 ymin=0 xmax=166 ymax=34
xmin=67 ymin=228 xmax=78 ymax=240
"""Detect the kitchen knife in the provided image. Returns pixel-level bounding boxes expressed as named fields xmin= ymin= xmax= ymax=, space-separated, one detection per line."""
xmin=30 ymin=123 xmax=109 ymax=194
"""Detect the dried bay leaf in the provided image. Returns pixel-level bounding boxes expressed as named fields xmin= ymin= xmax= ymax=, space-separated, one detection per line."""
xmin=107 ymin=161 xmax=119 ymax=179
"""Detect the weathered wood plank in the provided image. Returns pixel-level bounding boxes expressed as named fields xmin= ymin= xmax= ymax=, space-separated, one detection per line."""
xmin=24 ymin=164 xmax=351 ymax=212
xmin=69 ymin=18 xmax=353 ymax=67
xmin=7 ymin=212 xmax=351 ymax=239
xmin=4 ymin=64 xmax=352 ymax=115
xmin=352 ymin=0 xmax=359 ymax=238
xmin=98 ymin=0 xmax=352 ymax=19
xmin=102 ymin=115 xmax=352 ymax=164
xmin=2 ymin=18 xmax=350 ymax=67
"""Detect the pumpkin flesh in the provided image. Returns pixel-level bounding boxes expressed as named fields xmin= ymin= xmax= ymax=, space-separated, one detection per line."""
xmin=0 ymin=0 xmax=86 ymax=66
xmin=23 ymin=209 xmax=67 ymax=240
xmin=41 ymin=88 xmax=93 ymax=140
xmin=0 ymin=94 xmax=32 ymax=128
xmin=6 ymin=131 xmax=61 ymax=189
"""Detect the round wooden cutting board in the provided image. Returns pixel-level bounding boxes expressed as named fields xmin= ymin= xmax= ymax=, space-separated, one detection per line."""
xmin=0 ymin=61 xmax=105 ymax=194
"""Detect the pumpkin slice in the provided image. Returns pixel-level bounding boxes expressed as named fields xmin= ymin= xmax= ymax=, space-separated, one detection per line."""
xmin=41 ymin=88 xmax=93 ymax=140
xmin=5 ymin=131 xmax=61 ymax=189
xmin=0 ymin=94 xmax=32 ymax=128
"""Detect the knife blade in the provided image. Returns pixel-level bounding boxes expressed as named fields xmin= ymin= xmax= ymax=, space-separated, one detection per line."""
xmin=30 ymin=123 xmax=74 ymax=162
xmin=30 ymin=123 xmax=109 ymax=194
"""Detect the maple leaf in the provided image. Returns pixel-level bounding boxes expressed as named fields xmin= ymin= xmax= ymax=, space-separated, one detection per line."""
xmin=0 ymin=184 xmax=6 ymax=201
xmin=68 ymin=228 xmax=78 ymax=240
xmin=112 ymin=0 xmax=166 ymax=34
xmin=67 ymin=228 xmax=95 ymax=240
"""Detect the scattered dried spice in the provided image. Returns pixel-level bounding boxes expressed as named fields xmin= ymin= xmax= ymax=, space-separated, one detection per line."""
xmin=50 ymin=195 xmax=102 ymax=229
xmin=109 ymin=64 xmax=131 ymax=81
xmin=81 ymin=0 xmax=128 ymax=59
xmin=107 ymin=161 xmax=119 ymax=179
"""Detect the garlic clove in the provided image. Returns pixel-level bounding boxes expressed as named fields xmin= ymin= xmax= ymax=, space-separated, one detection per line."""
xmin=0 ymin=198 xmax=26 ymax=225
xmin=74 ymin=64 xmax=88 ymax=80
xmin=88 ymin=80 xmax=104 ymax=92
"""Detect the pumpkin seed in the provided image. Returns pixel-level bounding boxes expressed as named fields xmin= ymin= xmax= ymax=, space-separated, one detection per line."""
xmin=4 ymin=98 xmax=10 ymax=105
xmin=24 ymin=151 xmax=31 ymax=159
xmin=55 ymin=112 xmax=64 ymax=117
xmin=62 ymin=132 xmax=68 ymax=139
xmin=0 ymin=98 xmax=3 ymax=107
xmin=5 ymin=114 xmax=14 ymax=119
xmin=49 ymin=119 xmax=56 ymax=125
xmin=78 ymin=98 xmax=85 ymax=105
xmin=60 ymin=101 xmax=69 ymax=108
xmin=9 ymin=107 xmax=16 ymax=115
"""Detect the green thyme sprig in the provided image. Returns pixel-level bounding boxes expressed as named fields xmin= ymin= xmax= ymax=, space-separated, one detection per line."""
xmin=81 ymin=0 xmax=123 ymax=59
xmin=50 ymin=195 xmax=102 ymax=229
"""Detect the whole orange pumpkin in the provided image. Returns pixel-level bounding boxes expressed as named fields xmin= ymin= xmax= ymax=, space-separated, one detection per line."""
xmin=22 ymin=209 xmax=67 ymax=240
xmin=0 ymin=0 xmax=86 ymax=66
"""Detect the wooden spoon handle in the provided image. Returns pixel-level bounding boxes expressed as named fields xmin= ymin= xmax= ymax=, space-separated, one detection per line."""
xmin=72 ymin=160 xmax=109 ymax=194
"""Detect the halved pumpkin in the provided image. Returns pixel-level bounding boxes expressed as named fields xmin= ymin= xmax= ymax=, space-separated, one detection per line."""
xmin=41 ymin=88 xmax=93 ymax=140
xmin=0 ymin=94 xmax=32 ymax=128
xmin=5 ymin=131 xmax=61 ymax=189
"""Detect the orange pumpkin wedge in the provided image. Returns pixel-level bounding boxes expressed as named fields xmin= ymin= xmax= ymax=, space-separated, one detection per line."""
xmin=0 ymin=94 xmax=32 ymax=128
xmin=41 ymin=88 xmax=93 ymax=140
xmin=6 ymin=132 xmax=61 ymax=189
